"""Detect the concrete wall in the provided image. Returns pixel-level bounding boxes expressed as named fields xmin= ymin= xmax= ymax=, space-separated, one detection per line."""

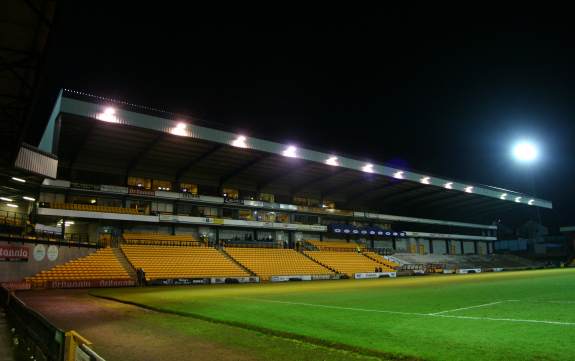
xmin=0 ymin=241 xmax=96 ymax=283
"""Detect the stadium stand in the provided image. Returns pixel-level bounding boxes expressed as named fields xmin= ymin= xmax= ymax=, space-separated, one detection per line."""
xmin=224 ymin=247 xmax=334 ymax=281
xmin=122 ymin=232 xmax=204 ymax=246
xmin=304 ymin=251 xmax=394 ymax=276
xmin=25 ymin=248 xmax=132 ymax=287
xmin=306 ymin=239 xmax=364 ymax=251
xmin=393 ymin=253 xmax=544 ymax=270
xmin=50 ymin=203 xmax=139 ymax=215
xmin=121 ymin=245 xmax=251 ymax=280
xmin=363 ymin=251 xmax=400 ymax=269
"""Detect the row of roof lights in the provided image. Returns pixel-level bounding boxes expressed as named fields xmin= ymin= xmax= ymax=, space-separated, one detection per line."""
xmin=1 ymin=196 xmax=36 ymax=202
xmin=96 ymin=106 xmax=538 ymax=207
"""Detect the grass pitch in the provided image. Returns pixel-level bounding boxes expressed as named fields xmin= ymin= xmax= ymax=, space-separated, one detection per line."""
xmin=93 ymin=268 xmax=575 ymax=361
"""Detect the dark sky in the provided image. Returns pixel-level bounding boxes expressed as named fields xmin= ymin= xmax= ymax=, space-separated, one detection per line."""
xmin=32 ymin=6 xmax=575 ymax=225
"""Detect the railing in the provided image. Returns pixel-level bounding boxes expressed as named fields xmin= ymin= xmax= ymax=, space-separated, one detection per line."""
xmin=122 ymin=238 xmax=205 ymax=247
xmin=0 ymin=230 xmax=101 ymax=248
xmin=1 ymin=286 xmax=65 ymax=361
xmin=221 ymin=240 xmax=284 ymax=248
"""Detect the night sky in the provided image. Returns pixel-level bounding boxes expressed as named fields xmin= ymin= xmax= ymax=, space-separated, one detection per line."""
xmin=31 ymin=6 xmax=575 ymax=226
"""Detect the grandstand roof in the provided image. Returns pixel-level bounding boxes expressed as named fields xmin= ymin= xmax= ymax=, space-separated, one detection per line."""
xmin=38 ymin=90 xmax=552 ymax=223
xmin=0 ymin=0 xmax=56 ymax=166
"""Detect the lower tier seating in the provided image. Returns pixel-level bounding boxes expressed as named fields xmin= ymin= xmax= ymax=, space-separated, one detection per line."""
xmin=26 ymin=248 xmax=131 ymax=287
xmin=121 ymin=245 xmax=250 ymax=280
xmin=363 ymin=251 xmax=400 ymax=269
xmin=393 ymin=253 xmax=545 ymax=269
xmin=304 ymin=251 xmax=394 ymax=277
xmin=224 ymin=247 xmax=334 ymax=281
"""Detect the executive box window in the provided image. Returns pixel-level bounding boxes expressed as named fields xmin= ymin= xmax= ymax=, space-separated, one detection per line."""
xmin=127 ymin=177 xmax=151 ymax=189
xmin=293 ymin=214 xmax=319 ymax=225
xmin=179 ymin=182 xmax=198 ymax=194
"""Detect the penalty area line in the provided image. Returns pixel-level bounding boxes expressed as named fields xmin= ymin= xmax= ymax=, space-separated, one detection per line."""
xmin=239 ymin=297 xmax=575 ymax=326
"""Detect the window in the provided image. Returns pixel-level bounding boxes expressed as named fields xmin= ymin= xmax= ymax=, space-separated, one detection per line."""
xmin=222 ymin=187 xmax=239 ymax=200
xmin=127 ymin=177 xmax=151 ymax=189
xmin=259 ymin=193 xmax=275 ymax=203
xmin=238 ymin=209 xmax=255 ymax=221
xmin=153 ymin=179 xmax=172 ymax=191
xmin=179 ymin=183 xmax=198 ymax=194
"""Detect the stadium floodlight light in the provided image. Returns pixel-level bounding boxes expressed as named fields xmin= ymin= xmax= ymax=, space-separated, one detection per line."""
xmin=22 ymin=196 xmax=35 ymax=201
xmin=325 ymin=156 xmax=339 ymax=166
xmin=444 ymin=182 xmax=453 ymax=189
xmin=361 ymin=163 xmax=374 ymax=173
xmin=6 ymin=203 xmax=18 ymax=208
xmin=500 ymin=193 xmax=508 ymax=200
xmin=512 ymin=141 xmax=538 ymax=162
xmin=96 ymin=107 xmax=120 ymax=123
xmin=420 ymin=176 xmax=431 ymax=184
xmin=170 ymin=122 xmax=188 ymax=136
xmin=464 ymin=186 xmax=474 ymax=193
xmin=0 ymin=197 xmax=12 ymax=202
xmin=515 ymin=196 xmax=522 ymax=203
xmin=231 ymin=135 xmax=248 ymax=148
xmin=528 ymin=199 xmax=535 ymax=205
xmin=393 ymin=171 xmax=404 ymax=179
xmin=282 ymin=145 xmax=297 ymax=158
xmin=11 ymin=177 xmax=25 ymax=183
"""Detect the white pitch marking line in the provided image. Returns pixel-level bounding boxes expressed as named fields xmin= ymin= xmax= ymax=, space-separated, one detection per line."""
xmin=239 ymin=297 xmax=575 ymax=326
xmin=429 ymin=301 xmax=506 ymax=315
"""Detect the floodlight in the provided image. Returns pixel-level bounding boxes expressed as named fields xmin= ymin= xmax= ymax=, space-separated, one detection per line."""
xmin=231 ymin=135 xmax=248 ymax=148
xmin=325 ymin=156 xmax=339 ymax=166
xmin=282 ymin=146 xmax=297 ymax=158
xmin=512 ymin=141 xmax=538 ymax=162
xmin=420 ymin=176 xmax=430 ymax=184
xmin=6 ymin=203 xmax=18 ymax=208
xmin=464 ymin=186 xmax=473 ymax=193
xmin=393 ymin=171 xmax=404 ymax=179
xmin=22 ymin=196 xmax=35 ymax=201
xmin=444 ymin=182 xmax=453 ymax=189
xmin=362 ymin=163 xmax=374 ymax=173
xmin=11 ymin=177 xmax=25 ymax=183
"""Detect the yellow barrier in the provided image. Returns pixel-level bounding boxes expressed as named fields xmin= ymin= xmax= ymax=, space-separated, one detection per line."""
xmin=65 ymin=330 xmax=105 ymax=361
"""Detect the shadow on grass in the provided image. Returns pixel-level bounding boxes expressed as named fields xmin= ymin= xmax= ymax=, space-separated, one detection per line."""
xmin=91 ymin=293 xmax=425 ymax=361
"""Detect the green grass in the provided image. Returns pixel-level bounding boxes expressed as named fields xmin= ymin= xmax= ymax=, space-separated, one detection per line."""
xmin=93 ymin=268 xmax=575 ymax=361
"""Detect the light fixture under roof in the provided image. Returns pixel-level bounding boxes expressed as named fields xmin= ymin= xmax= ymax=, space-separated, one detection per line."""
xmin=444 ymin=182 xmax=453 ymax=189
xmin=500 ymin=193 xmax=508 ymax=200
xmin=528 ymin=199 xmax=535 ymax=205
xmin=325 ymin=156 xmax=339 ymax=166
xmin=515 ymin=196 xmax=522 ymax=203
xmin=170 ymin=122 xmax=188 ymax=136
xmin=6 ymin=203 xmax=18 ymax=208
xmin=11 ymin=177 xmax=25 ymax=183
xmin=231 ymin=135 xmax=248 ymax=148
xmin=393 ymin=171 xmax=404 ymax=179
xmin=282 ymin=145 xmax=297 ymax=158
xmin=0 ymin=197 xmax=12 ymax=202
xmin=464 ymin=186 xmax=474 ymax=193
xmin=96 ymin=106 xmax=120 ymax=123
xmin=362 ymin=163 xmax=374 ymax=173
xmin=22 ymin=196 xmax=35 ymax=201
xmin=420 ymin=176 xmax=430 ymax=184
